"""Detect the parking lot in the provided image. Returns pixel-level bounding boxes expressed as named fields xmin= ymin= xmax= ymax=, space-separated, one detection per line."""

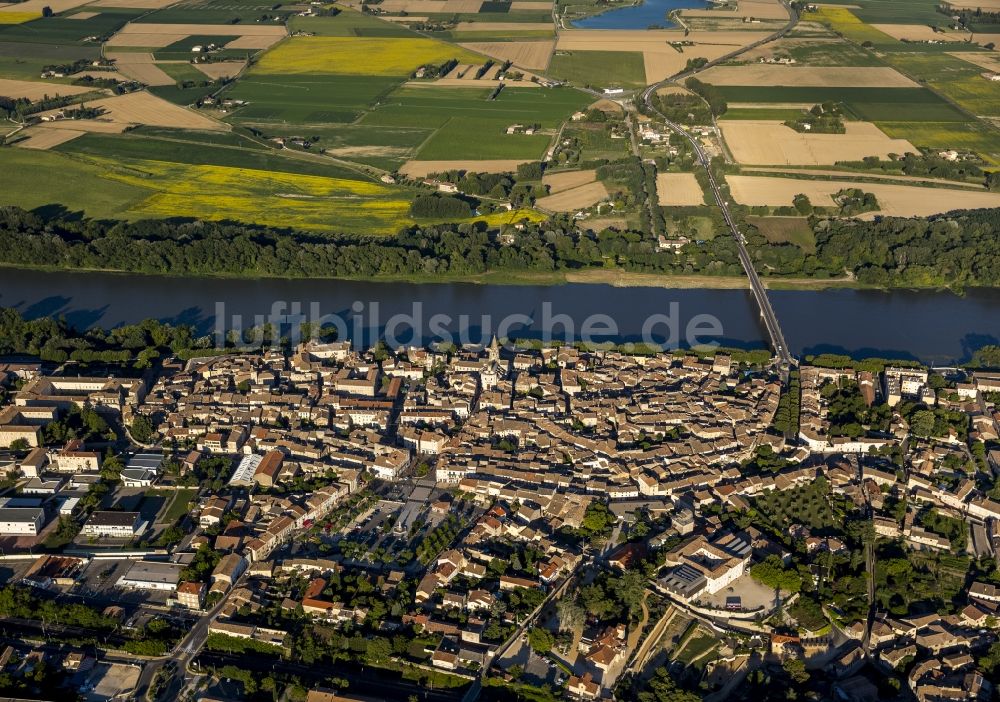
xmin=700 ymin=572 xmax=779 ymax=614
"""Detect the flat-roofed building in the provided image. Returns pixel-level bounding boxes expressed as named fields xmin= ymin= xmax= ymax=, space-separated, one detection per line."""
xmin=81 ymin=511 xmax=141 ymax=539
xmin=117 ymin=561 xmax=184 ymax=592
xmin=0 ymin=506 xmax=44 ymax=535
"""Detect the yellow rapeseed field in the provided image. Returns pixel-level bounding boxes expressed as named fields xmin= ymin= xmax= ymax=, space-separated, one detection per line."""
xmin=92 ymin=158 xmax=412 ymax=232
xmin=466 ymin=209 xmax=548 ymax=226
xmin=0 ymin=12 xmax=41 ymax=24
xmin=808 ymin=7 xmax=897 ymax=45
xmin=253 ymin=36 xmax=484 ymax=76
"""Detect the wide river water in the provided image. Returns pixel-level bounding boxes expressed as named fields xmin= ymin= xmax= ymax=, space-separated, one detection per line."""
xmin=1 ymin=269 xmax=999 ymax=364
xmin=572 ymin=0 xmax=711 ymax=30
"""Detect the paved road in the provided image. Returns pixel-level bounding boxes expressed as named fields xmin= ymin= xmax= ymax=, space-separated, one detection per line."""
xmin=139 ymin=573 xmax=249 ymax=701
xmin=637 ymin=2 xmax=799 ymax=369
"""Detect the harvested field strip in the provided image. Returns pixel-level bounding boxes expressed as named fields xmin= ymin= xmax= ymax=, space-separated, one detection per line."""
xmin=253 ymin=36 xmax=483 ymax=75
xmin=719 ymin=120 xmax=917 ymax=165
xmin=726 ymin=174 xmax=1000 ymax=217
xmin=108 ymin=53 xmax=175 ymax=86
xmin=36 ymin=91 xmax=226 ymax=132
xmin=536 ymin=180 xmax=608 ymax=211
xmin=697 ymin=65 xmax=917 ymax=88
xmin=191 ymin=60 xmax=246 ymax=80
xmin=948 ymin=51 xmax=1000 ymax=72
xmin=871 ymin=23 xmax=970 ymax=43
xmin=0 ymin=77 xmax=93 ymax=100
xmin=542 ymin=168 xmax=597 ymax=193
xmin=458 ymin=40 xmax=554 ymax=69
xmin=656 ymin=172 xmax=705 ymax=206
xmin=399 ymin=159 xmax=528 ymax=177
xmin=13 ymin=126 xmax=86 ymax=150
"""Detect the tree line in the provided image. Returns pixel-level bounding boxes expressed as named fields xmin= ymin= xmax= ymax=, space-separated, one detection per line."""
xmin=0 ymin=205 xmax=746 ymax=281
xmin=1 ymin=205 xmax=999 ymax=289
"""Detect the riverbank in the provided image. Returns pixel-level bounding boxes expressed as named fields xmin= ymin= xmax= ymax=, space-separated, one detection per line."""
xmin=0 ymin=262 xmax=887 ymax=291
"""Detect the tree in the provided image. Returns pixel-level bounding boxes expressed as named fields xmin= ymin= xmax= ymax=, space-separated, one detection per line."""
xmin=783 ymin=658 xmax=810 ymax=684
xmin=638 ymin=667 xmax=700 ymax=702
xmin=130 ymin=414 xmax=154 ymax=444
xmin=527 ymin=626 xmax=554 ymax=654
xmin=365 ymin=637 xmax=392 ymax=665
xmin=556 ymin=597 xmax=585 ymax=632
xmin=750 ymin=555 xmax=802 ymax=593
xmin=910 ymin=409 xmax=935 ymax=438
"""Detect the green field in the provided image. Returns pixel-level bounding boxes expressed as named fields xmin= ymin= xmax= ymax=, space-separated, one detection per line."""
xmin=0 ymin=150 xmax=154 ymax=219
xmin=56 ymin=131 xmax=369 ymax=180
xmin=416 ymin=116 xmax=552 ymax=160
xmin=133 ymin=0 xmax=295 ymax=25
xmin=720 ymin=107 xmax=810 ymax=121
xmin=150 ymin=81 xmax=221 ymax=106
xmin=153 ymin=35 xmax=245 ymax=60
xmin=548 ymin=50 xmax=646 ymax=88
xmin=287 ymin=11 xmax=415 ymax=37
xmin=812 ymin=0 xmax=945 ymax=25
xmin=361 ymin=85 xmax=589 ymax=129
xmin=715 ymin=86 xmax=968 ymax=121
xmin=562 ymin=121 xmax=629 ymax=161
xmin=885 ymin=52 xmax=1000 ymax=117
xmin=159 ymin=488 xmax=199 ymax=523
xmin=156 ymin=61 xmax=213 ymax=84
xmin=784 ymin=40 xmax=884 ymax=66
xmin=0 ymin=9 xmax=141 ymax=45
xmin=876 ymin=121 xmax=1000 ymax=165
xmin=225 ymin=74 xmax=404 ymax=124
xmin=747 ymin=216 xmax=816 ymax=253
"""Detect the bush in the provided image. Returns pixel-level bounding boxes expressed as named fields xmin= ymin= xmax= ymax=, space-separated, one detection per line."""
xmin=410 ymin=194 xmax=473 ymax=219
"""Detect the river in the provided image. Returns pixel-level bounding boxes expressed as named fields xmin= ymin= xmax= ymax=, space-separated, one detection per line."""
xmin=572 ymin=0 xmax=711 ymax=30
xmin=1 ymin=269 xmax=999 ymax=364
